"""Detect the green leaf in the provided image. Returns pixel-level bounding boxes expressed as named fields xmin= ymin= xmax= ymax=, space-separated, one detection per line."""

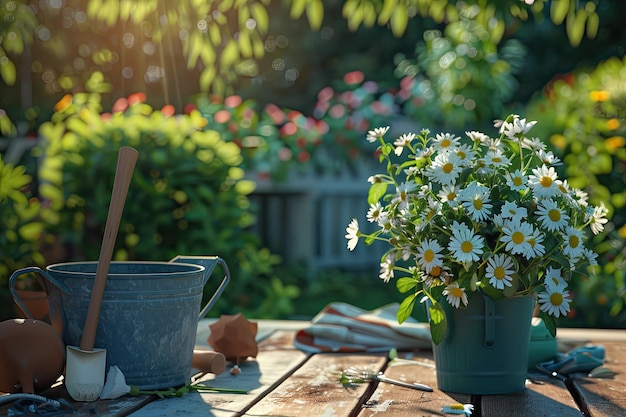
xmin=566 ymin=9 xmax=587 ymax=47
xmin=390 ymin=5 xmax=408 ymax=37
xmin=306 ymin=0 xmax=324 ymax=30
xmin=396 ymin=277 xmax=417 ymax=293
xmin=377 ymin=0 xmax=395 ymax=25
xmin=250 ymin=3 xmax=269 ymax=33
xmin=290 ymin=0 xmax=306 ymax=19
xmin=540 ymin=312 xmax=557 ymax=337
xmin=550 ymin=0 xmax=570 ymax=25
xmin=429 ymin=302 xmax=447 ymax=345
xmin=397 ymin=294 xmax=417 ymax=323
xmin=0 ymin=57 xmax=16 ymax=85
xmin=367 ymin=182 xmax=388 ymax=205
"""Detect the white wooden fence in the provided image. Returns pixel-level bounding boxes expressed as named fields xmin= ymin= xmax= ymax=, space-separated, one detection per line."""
xmin=248 ymin=162 xmax=386 ymax=275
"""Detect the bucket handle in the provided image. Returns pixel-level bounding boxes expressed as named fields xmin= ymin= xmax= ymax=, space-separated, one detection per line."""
xmin=9 ymin=267 xmax=73 ymax=319
xmin=169 ymin=256 xmax=230 ymax=319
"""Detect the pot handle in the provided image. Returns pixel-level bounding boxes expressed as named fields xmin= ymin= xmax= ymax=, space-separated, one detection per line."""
xmin=9 ymin=267 xmax=72 ymax=319
xmin=169 ymin=256 xmax=230 ymax=319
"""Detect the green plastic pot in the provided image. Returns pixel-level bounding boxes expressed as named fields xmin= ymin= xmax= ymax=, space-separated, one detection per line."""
xmin=432 ymin=292 xmax=535 ymax=394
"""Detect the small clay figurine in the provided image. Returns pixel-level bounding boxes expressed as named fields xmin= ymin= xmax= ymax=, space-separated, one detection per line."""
xmin=208 ymin=313 xmax=258 ymax=365
xmin=0 ymin=319 xmax=65 ymax=393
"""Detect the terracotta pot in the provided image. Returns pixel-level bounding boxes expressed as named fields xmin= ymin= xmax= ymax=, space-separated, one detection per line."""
xmin=13 ymin=289 xmax=50 ymax=322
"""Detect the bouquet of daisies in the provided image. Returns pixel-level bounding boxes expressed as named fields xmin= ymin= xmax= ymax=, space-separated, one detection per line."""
xmin=345 ymin=114 xmax=608 ymax=343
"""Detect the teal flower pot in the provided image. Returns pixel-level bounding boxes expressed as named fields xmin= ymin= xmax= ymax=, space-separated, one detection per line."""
xmin=432 ymin=292 xmax=535 ymax=394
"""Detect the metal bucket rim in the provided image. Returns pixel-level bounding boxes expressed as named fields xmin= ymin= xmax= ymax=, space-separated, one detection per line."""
xmin=45 ymin=261 xmax=205 ymax=277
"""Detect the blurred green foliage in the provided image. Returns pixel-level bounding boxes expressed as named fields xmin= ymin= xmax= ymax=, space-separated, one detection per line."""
xmin=526 ymin=55 xmax=626 ymax=327
xmin=34 ymin=86 xmax=299 ymax=318
xmin=394 ymin=5 xmax=525 ymax=130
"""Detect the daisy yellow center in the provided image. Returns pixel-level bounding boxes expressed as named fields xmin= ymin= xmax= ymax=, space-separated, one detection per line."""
xmin=430 ymin=266 xmax=442 ymax=276
xmin=494 ymin=266 xmax=506 ymax=280
xmin=558 ymin=184 xmax=567 ymax=193
xmin=569 ymin=234 xmax=580 ymax=248
xmin=450 ymin=404 xmax=465 ymax=410
xmin=442 ymin=162 xmax=454 ymax=174
xmin=461 ymin=241 xmax=473 ymax=253
xmin=493 ymin=157 xmax=502 ymax=163
xmin=540 ymin=176 xmax=553 ymax=188
xmin=513 ymin=177 xmax=523 ymax=186
xmin=447 ymin=192 xmax=456 ymax=201
xmin=441 ymin=139 xmax=451 ymax=148
xmin=451 ymin=287 xmax=464 ymax=297
xmin=550 ymin=292 xmax=563 ymax=306
xmin=400 ymin=191 xmax=407 ymax=201
xmin=424 ymin=249 xmax=435 ymax=263
xmin=457 ymin=150 xmax=466 ymax=159
xmin=548 ymin=209 xmax=561 ymax=221
xmin=512 ymin=231 xmax=525 ymax=244
xmin=473 ymin=199 xmax=483 ymax=210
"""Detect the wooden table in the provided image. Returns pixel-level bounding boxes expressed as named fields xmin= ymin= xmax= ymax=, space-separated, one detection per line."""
xmin=2 ymin=320 xmax=625 ymax=416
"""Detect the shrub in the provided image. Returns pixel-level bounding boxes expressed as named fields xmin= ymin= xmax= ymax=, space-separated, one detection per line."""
xmin=526 ymin=55 xmax=626 ymax=327
xmin=37 ymin=91 xmax=291 ymax=317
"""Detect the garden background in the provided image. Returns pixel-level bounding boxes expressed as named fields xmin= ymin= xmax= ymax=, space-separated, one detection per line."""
xmin=1 ymin=0 xmax=625 ymax=328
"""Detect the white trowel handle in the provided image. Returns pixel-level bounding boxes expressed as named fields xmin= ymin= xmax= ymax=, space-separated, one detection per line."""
xmin=80 ymin=146 xmax=138 ymax=351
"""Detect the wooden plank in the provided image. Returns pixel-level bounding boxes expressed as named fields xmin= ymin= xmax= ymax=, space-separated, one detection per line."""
xmin=570 ymin=341 xmax=626 ymax=417
xmin=357 ymin=351 xmax=472 ymax=417
xmin=128 ymin=330 xmax=308 ymax=417
xmin=242 ymin=352 xmax=388 ymax=416
xmin=481 ymin=372 xmax=582 ymax=416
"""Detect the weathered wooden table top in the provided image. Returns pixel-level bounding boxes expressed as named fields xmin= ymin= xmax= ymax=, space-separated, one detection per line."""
xmin=2 ymin=320 xmax=625 ymax=417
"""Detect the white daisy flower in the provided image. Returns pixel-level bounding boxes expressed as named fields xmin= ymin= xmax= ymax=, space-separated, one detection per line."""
xmin=483 ymin=149 xmax=511 ymax=168
xmin=485 ymin=254 xmax=516 ymax=289
xmin=538 ymin=285 xmax=572 ymax=318
xmin=394 ymin=132 xmax=416 ymax=156
xmin=583 ymin=247 xmax=599 ymax=267
xmin=438 ymin=184 xmax=460 ymax=207
xmin=521 ymin=136 xmax=547 ymax=151
xmin=448 ymin=221 xmax=485 ymax=263
xmin=537 ymin=149 xmax=562 ymax=166
xmin=425 ymin=152 xmax=463 ymax=186
xmin=443 ymin=282 xmax=469 ymax=309
xmin=536 ymin=199 xmax=570 ymax=232
xmin=345 ymin=218 xmax=360 ymax=251
xmin=366 ymin=202 xmax=383 ymax=223
xmin=562 ymin=226 xmax=585 ymax=260
xmin=500 ymin=220 xmax=534 ymax=258
xmin=505 ymin=169 xmax=528 ymax=191
xmin=543 ymin=266 xmax=566 ymax=288
xmin=501 ymin=116 xmax=537 ymax=139
xmin=528 ymin=164 xmax=559 ymax=199
xmin=454 ymin=144 xmax=476 ymax=166
xmin=588 ymin=202 xmax=609 ymax=235
xmin=526 ymin=228 xmax=545 ymax=259
xmin=459 ymin=183 xmax=492 ymax=222
xmin=366 ymin=126 xmax=390 ymax=143
xmin=500 ymin=201 xmax=528 ymax=221
xmin=379 ymin=253 xmax=395 ymax=283
xmin=466 ymin=130 xmax=491 ymax=145
xmin=416 ymin=239 xmax=444 ymax=273
xmin=377 ymin=213 xmax=392 ymax=234
xmin=432 ymin=132 xmax=461 ymax=152
xmin=367 ymin=174 xmax=384 ymax=184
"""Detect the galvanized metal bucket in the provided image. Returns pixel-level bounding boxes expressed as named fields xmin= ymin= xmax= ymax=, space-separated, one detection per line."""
xmin=10 ymin=256 xmax=229 ymax=389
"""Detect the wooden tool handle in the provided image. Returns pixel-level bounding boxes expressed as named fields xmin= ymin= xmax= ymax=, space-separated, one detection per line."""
xmin=80 ymin=146 xmax=138 ymax=351
xmin=192 ymin=350 xmax=227 ymax=375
